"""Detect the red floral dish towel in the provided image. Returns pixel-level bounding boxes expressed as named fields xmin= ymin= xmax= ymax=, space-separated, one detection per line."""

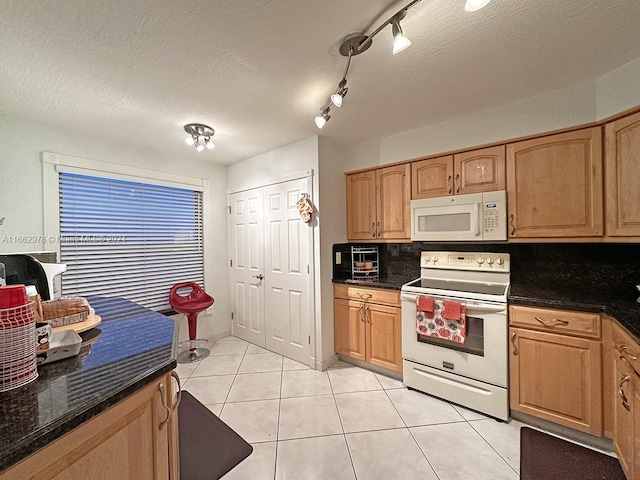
xmin=416 ymin=296 xmax=467 ymax=344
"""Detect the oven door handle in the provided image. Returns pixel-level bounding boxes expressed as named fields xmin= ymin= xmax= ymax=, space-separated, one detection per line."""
xmin=401 ymin=293 xmax=505 ymax=314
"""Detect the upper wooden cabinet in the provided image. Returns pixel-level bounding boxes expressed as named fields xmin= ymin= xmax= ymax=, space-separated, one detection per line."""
xmin=411 ymin=155 xmax=453 ymax=198
xmin=347 ymin=164 xmax=410 ymax=241
xmin=412 ymin=146 xmax=505 ymax=199
xmin=605 ymin=110 xmax=640 ymax=238
xmin=346 ymin=170 xmax=376 ymax=240
xmin=506 ymin=127 xmax=604 ymax=239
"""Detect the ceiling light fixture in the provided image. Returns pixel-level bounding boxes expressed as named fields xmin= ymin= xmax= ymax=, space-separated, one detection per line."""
xmin=465 ymin=0 xmax=492 ymax=12
xmin=314 ymin=0 xmax=421 ymax=129
xmin=184 ymin=123 xmax=215 ymax=152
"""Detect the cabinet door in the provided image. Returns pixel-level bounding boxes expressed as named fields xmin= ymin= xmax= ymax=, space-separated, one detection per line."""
xmin=454 ymin=146 xmax=506 ymax=195
xmin=509 ymin=327 xmax=602 ymax=435
xmin=0 ymin=375 xmax=172 ymax=480
xmin=366 ymin=303 xmax=402 ymax=372
xmin=605 ymin=110 xmax=640 ymax=237
xmin=411 ymin=155 xmax=454 ymax=199
xmin=376 ymin=164 xmax=411 ymax=240
xmin=334 ymin=298 xmax=366 ymax=362
xmin=506 ymin=127 xmax=603 ymax=238
xmin=613 ymin=356 xmax=634 ymax=479
xmin=347 ymin=170 xmax=377 ymax=240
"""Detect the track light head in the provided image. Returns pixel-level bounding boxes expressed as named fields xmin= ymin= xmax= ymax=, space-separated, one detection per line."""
xmin=391 ymin=15 xmax=412 ymax=54
xmin=205 ymin=137 xmax=215 ymax=150
xmin=331 ymin=80 xmax=348 ymax=107
xmin=314 ymin=108 xmax=331 ymax=129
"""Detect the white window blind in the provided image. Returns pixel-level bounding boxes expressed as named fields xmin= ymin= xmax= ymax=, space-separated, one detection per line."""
xmin=59 ymin=172 xmax=204 ymax=312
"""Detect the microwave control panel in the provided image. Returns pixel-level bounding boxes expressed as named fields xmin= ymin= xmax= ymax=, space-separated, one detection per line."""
xmin=481 ymin=191 xmax=507 ymax=241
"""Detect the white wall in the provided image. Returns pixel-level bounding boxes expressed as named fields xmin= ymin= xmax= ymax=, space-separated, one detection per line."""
xmin=345 ymin=81 xmax=598 ymax=170
xmin=0 ymin=112 xmax=230 ymax=341
xmin=596 ymin=56 xmax=640 ymax=119
xmin=345 ymin=53 xmax=640 ymax=171
xmin=227 ymin=136 xmax=319 ymax=194
xmin=317 ymin=137 xmax=347 ymax=365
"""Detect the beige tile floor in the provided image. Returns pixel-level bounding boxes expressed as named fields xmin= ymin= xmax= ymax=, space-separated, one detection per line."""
xmin=177 ymin=336 xmax=527 ymax=479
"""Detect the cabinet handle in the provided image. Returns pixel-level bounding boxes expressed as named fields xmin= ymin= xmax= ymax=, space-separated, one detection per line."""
xmin=371 ymin=222 xmax=376 ymax=238
xmin=159 ymin=372 xmax=182 ymax=431
xmin=359 ymin=303 xmax=365 ymax=323
xmin=376 ymin=221 xmax=381 ymax=238
xmin=509 ymin=214 xmax=516 ymax=236
xmin=511 ymin=331 xmax=518 ymax=356
xmin=455 ymin=174 xmax=460 ymax=193
xmin=618 ymin=374 xmax=631 ymax=412
xmin=366 ymin=305 xmax=372 ymax=325
xmin=534 ymin=316 xmax=569 ymax=328
xmin=619 ymin=345 xmax=638 ymax=361
xmin=158 ymin=382 xmax=171 ymax=430
xmin=170 ymin=371 xmax=182 ymax=413
xmin=446 ymin=175 xmax=452 ymax=195
xmin=356 ymin=292 xmax=372 ymax=300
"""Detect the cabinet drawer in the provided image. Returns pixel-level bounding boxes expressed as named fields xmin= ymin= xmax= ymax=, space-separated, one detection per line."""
xmin=334 ymin=284 xmax=400 ymax=306
xmin=509 ymin=305 xmax=601 ymax=339
xmin=612 ymin=324 xmax=640 ymax=376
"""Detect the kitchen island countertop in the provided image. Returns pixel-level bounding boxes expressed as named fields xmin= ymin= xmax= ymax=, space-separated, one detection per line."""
xmin=0 ymin=296 xmax=177 ymax=473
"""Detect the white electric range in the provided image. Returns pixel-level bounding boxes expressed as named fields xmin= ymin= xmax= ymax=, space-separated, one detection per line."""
xmin=401 ymin=251 xmax=510 ymax=420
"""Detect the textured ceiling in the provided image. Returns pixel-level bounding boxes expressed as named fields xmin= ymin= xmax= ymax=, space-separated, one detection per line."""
xmin=1 ymin=0 xmax=639 ymax=164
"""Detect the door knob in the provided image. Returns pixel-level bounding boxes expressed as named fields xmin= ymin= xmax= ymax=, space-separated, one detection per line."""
xmin=252 ymin=274 xmax=264 ymax=280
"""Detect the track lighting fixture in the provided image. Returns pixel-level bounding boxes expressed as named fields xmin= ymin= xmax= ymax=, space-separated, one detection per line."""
xmin=184 ymin=123 xmax=215 ymax=152
xmin=313 ymin=0 xmax=496 ymax=127
xmin=314 ymin=0 xmax=421 ymax=129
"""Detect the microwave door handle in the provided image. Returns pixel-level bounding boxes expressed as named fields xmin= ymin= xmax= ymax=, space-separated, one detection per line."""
xmin=474 ymin=203 xmax=481 ymax=236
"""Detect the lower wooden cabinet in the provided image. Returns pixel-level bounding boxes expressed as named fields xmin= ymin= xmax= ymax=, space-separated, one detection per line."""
xmin=509 ymin=305 xmax=603 ymax=436
xmin=1 ymin=372 xmax=180 ymax=480
xmin=334 ymin=285 xmax=402 ymax=372
xmin=611 ymin=322 xmax=640 ymax=480
xmin=613 ymin=355 xmax=636 ymax=479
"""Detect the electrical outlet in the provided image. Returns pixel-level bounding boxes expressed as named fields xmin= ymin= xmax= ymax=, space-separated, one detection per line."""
xmin=335 ymin=251 xmax=342 ymax=264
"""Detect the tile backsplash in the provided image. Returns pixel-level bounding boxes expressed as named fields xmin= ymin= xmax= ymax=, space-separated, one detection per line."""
xmin=333 ymin=242 xmax=640 ymax=299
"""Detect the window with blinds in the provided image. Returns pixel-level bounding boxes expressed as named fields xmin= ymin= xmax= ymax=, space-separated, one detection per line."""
xmin=59 ymin=172 xmax=204 ymax=312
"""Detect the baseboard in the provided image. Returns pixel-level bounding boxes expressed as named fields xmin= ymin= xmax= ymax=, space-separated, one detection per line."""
xmin=510 ymin=411 xmax=615 ymax=455
xmin=317 ymin=353 xmax=340 ymax=371
xmin=335 ymin=355 xmax=403 ymax=381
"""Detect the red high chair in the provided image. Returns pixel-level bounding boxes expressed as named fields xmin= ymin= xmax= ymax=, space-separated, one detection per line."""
xmin=169 ymin=282 xmax=214 ymax=363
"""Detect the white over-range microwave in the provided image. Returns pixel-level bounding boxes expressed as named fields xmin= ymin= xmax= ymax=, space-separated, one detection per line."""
xmin=411 ymin=190 xmax=507 ymax=242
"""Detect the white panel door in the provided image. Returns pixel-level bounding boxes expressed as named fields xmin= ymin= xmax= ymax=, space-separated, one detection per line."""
xmin=229 ymin=188 xmax=265 ymax=347
xmin=263 ymin=179 xmax=312 ymax=364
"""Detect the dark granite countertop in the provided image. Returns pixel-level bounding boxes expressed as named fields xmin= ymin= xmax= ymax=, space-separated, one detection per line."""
xmin=333 ymin=275 xmax=417 ymax=291
xmin=509 ymin=280 xmax=640 ymax=343
xmin=0 ymin=296 xmax=177 ymax=473
xmin=334 ymin=274 xmax=640 ymax=343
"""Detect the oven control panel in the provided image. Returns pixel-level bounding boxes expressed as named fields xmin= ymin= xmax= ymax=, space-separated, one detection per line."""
xmin=420 ymin=251 xmax=510 ymax=272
